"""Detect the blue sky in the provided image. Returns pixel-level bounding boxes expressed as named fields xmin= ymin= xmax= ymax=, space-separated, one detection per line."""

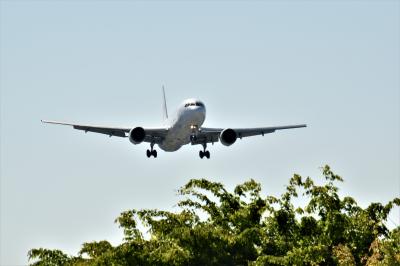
xmin=1 ymin=1 xmax=399 ymax=265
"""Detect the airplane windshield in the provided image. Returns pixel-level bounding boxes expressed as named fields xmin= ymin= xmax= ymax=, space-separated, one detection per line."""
xmin=184 ymin=102 xmax=204 ymax=108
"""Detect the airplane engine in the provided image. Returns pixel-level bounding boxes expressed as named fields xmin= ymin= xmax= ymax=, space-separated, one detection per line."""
xmin=220 ymin=128 xmax=237 ymax=146
xmin=129 ymin=127 xmax=146 ymax=144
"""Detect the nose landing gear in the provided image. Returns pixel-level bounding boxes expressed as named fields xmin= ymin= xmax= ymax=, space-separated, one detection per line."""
xmin=190 ymin=135 xmax=197 ymax=143
xmin=146 ymin=142 xmax=157 ymax=158
xmin=199 ymin=143 xmax=210 ymax=159
xmin=190 ymin=125 xmax=199 ymax=144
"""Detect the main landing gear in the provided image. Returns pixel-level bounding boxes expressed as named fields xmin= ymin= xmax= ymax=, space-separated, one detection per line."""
xmin=199 ymin=143 xmax=210 ymax=159
xmin=146 ymin=143 xmax=157 ymax=158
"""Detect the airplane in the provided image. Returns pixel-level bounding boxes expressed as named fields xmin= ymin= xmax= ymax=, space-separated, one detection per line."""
xmin=42 ymin=87 xmax=306 ymax=159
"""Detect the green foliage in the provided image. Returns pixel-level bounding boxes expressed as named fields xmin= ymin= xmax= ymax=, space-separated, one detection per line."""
xmin=28 ymin=248 xmax=71 ymax=266
xmin=28 ymin=166 xmax=400 ymax=265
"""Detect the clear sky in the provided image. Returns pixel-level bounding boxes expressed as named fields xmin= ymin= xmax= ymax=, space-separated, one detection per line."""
xmin=1 ymin=1 xmax=399 ymax=265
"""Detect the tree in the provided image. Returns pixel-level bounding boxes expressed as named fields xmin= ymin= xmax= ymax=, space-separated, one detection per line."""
xmin=28 ymin=166 xmax=400 ymax=265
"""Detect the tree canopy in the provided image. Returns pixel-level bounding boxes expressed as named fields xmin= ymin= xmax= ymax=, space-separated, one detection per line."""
xmin=28 ymin=166 xmax=400 ymax=265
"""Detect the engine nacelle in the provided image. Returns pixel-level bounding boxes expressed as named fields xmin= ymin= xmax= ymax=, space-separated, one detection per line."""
xmin=129 ymin=127 xmax=146 ymax=144
xmin=220 ymin=128 xmax=237 ymax=146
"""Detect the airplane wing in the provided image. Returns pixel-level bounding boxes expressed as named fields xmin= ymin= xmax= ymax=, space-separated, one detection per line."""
xmin=41 ymin=120 xmax=168 ymax=142
xmin=194 ymin=124 xmax=307 ymax=145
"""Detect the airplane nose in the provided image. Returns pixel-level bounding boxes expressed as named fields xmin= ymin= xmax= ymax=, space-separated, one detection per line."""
xmin=193 ymin=106 xmax=205 ymax=117
xmin=196 ymin=106 xmax=205 ymax=114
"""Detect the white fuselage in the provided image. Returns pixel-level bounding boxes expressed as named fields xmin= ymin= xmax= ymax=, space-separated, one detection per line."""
xmin=158 ymin=98 xmax=206 ymax=152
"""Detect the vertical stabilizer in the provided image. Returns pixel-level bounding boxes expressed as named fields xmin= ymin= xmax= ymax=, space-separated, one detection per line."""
xmin=162 ymin=85 xmax=168 ymax=122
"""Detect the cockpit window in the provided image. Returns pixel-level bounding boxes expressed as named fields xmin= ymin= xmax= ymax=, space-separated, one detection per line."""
xmin=184 ymin=102 xmax=204 ymax=108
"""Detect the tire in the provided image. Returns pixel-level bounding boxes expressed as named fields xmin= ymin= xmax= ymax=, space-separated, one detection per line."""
xmin=153 ymin=150 xmax=158 ymax=158
xmin=190 ymin=135 xmax=197 ymax=142
xmin=199 ymin=150 xmax=204 ymax=159
xmin=205 ymin=151 xmax=210 ymax=159
xmin=146 ymin=150 xmax=151 ymax=158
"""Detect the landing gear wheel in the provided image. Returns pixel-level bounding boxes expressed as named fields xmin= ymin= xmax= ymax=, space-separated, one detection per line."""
xmin=190 ymin=135 xmax=198 ymax=142
xmin=147 ymin=148 xmax=157 ymax=158
xmin=147 ymin=142 xmax=158 ymax=158
xmin=199 ymin=143 xmax=210 ymax=159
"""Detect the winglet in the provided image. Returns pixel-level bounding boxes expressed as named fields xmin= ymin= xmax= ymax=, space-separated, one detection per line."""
xmin=162 ymin=85 xmax=168 ymax=122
